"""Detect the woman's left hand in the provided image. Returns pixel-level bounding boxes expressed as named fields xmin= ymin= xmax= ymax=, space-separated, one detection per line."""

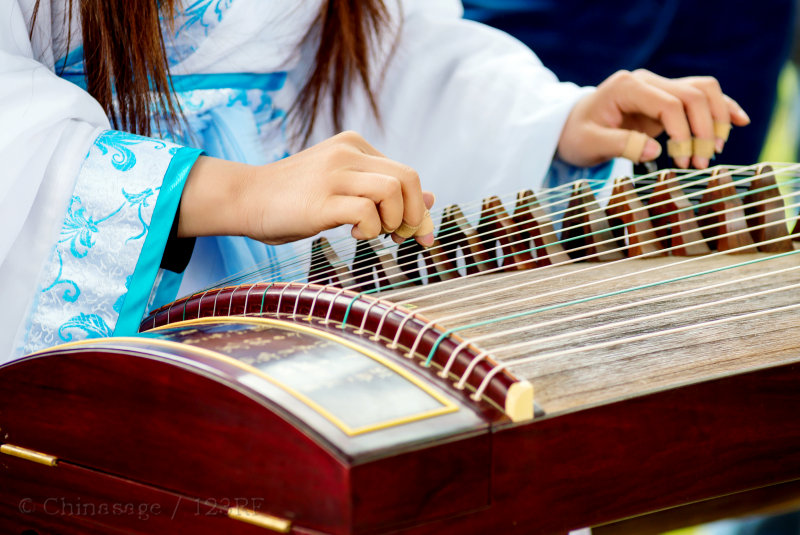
xmin=556 ymin=69 xmax=751 ymax=169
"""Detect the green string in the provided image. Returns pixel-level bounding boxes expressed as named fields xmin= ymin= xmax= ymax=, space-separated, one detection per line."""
xmin=259 ymin=283 xmax=274 ymax=315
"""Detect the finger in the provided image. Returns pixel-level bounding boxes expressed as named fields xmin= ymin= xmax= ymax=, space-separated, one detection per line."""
xmin=389 ymin=192 xmax=437 ymax=246
xmin=366 ymin=157 xmax=425 ymax=221
xmin=724 ymin=95 xmax=751 ymax=126
xmin=582 ymin=124 xmax=662 ymax=164
xmin=612 ymin=79 xmax=693 ymax=168
xmin=413 ymin=210 xmax=435 ymax=247
xmin=642 ymin=75 xmax=714 ymax=168
xmin=621 ymin=130 xmax=662 ymax=163
xmin=414 ymin=191 xmax=436 ymax=247
xmin=672 ymin=85 xmax=713 ymax=168
xmin=389 ymin=209 xmax=435 ymax=246
xmin=325 ymin=195 xmax=383 ymax=241
xmin=337 ymin=172 xmax=404 ymax=232
xmin=686 ymin=77 xmax=733 ymax=152
xmin=356 ymin=154 xmax=426 ymax=228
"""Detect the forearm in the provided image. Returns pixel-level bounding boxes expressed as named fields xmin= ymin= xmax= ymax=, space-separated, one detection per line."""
xmin=177 ymin=155 xmax=254 ymax=238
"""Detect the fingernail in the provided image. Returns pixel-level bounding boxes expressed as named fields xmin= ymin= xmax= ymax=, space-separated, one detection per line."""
xmin=695 ymin=157 xmax=709 ymax=169
xmin=641 ymin=139 xmax=662 ymax=161
xmin=715 ymin=138 xmax=724 ymax=153
xmin=675 ymin=156 xmax=690 ymax=169
xmin=418 ymin=233 xmax=434 ymax=247
xmin=391 ymin=233 xmax=404 ymax=244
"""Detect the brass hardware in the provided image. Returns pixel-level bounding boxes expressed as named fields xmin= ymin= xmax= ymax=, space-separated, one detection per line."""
xmin=0 ymin=444 xmax=58 ymax=467
xmin=228 ymin=507 xmax=291 ymax=533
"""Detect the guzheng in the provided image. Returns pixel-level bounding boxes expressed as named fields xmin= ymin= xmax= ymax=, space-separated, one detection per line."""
xmin=3 ymin=163 xmax=800 ymax=535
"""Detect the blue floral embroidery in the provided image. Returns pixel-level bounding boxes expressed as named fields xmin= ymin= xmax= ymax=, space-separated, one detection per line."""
xmin=123 ymin=187 xmax=158 ymax=242
xmin=177 ymin=0 xmax=233 ymax=36
xmin=58 ymin=313 xmax=113 ymax=342
xmin=41 ymin=251 xmax=81 ymax=303
xmin=59 ymin=196 xmax=100 ymax=258
xmin=22 ymin=127 xmax=186 ymax=357
xmin=94 ymin=131 xmax=167 ymax=172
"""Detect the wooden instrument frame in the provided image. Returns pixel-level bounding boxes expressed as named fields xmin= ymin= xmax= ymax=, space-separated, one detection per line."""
xmin=3 ymin=164 xmax=800 ymax=534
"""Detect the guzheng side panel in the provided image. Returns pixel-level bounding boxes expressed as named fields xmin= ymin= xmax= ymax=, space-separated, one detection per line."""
xmin=0 ymin=348 xmax=352 ymax=533
xmin=0 ymin=326 xmax=495 ymax=534
xmin=397 ymin=361 xmax=800 ymax=534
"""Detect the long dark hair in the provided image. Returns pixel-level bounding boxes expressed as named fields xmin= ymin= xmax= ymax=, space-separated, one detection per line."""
xmin=32 ymin=0 xmax=390 ymax=142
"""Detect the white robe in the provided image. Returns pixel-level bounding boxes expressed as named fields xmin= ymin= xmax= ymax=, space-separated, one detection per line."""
xmin=0 ymin=0 xmax=621 ymax=362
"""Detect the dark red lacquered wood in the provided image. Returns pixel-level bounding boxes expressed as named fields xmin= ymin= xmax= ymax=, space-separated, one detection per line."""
xmin=399 ymin=362 xmax=800 ymax=534
xmin=0 ymin=346 xmax=492 ymax=535
xmin=743 ymin=164 xmax=794 ymax=253
xmin=649 ymin=171 xmax=711 ymax=256
xmin=513 ymin=189 xmax=569 ymax=267
xmin=0 ymin=349 xmax=349 ymax=534
xmin=606 ymin=176 xmax=663 ymax=257
xmin=141 ymin=283 xmax=523 ymax=419
xmin=439 ymin=204 xmax=496 ymax=275
xmin=477 ymin=196 xmax=536 ymax=271
xmin=6 ymin=351 xmax=800 ymax=534
xmin=0 ymin=456 xmax=270 ymax=535
xmin=561 ymin=180 xmax=624 ymax=261
xmin=698 ymin=167 xmax=756 ymax=252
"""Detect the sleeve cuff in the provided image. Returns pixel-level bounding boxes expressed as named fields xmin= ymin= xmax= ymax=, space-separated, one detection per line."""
xmin=113 ymin=146 xmax=203 ymax=335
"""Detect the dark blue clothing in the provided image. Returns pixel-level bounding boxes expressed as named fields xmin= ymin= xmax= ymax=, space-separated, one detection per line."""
xmin=464 ymin=0 xmax=795 ymax=165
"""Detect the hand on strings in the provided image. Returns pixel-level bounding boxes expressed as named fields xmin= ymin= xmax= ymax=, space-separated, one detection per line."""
xmin=556 ymin=69 xmax=751 ymax=170
xmin=178 ymin=131 xmax=435 ymax=247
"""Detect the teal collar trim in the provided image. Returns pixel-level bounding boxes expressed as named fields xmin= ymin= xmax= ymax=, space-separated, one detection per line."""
xmin=59 ymin=71 xmax=287 ymax=93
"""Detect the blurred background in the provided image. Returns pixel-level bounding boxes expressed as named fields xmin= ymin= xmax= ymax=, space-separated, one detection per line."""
xmin=463 ymin=0 xmax=800 ymax=168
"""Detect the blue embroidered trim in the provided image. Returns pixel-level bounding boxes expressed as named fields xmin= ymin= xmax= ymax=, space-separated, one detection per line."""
xmin=113 ymin=147 xmax=203 ymax=336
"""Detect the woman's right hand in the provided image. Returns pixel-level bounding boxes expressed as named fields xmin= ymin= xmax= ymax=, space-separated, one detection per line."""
xmin=178 ymin=131 xmax=435 ymax=247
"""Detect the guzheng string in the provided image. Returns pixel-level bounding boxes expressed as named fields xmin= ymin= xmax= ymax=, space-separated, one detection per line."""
xmin=210 ymin=163 xmax=793 ymax=292
xmin=187 ymin=163 xmax=800 ymax=362
xmin=302 ymin=164 xmax=794 ymax=291
xmin=348 ymin=167 xmax=800 ymax=338
xmin=469 ymin=302 xmax=800 ymax=401
xmin=401 ymin=204 xmax=800 ymax=353
xmin=368 ymin=182 xmax=799 ymax=341
xmin=411 ymin=227 xmax=800 ymax=360
xmin=435 ymin=259 xmax=800 ymax=380
xmin=425 ymin=240 xmax=800 ymax=361
xmin=208 ymin=179 xmax=582 ymax=288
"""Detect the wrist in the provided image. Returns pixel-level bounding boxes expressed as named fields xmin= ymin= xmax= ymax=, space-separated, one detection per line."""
xmin=177 ymin=155 xmax=255 ymax=238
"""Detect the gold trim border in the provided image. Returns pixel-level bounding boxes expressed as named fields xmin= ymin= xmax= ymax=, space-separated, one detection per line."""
xmin=35 ymin=317 xmax=458 ymax=436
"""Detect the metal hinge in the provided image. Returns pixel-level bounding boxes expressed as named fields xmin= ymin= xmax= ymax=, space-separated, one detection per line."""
xmin=0 ymin=443 xmax=58 ymax=467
